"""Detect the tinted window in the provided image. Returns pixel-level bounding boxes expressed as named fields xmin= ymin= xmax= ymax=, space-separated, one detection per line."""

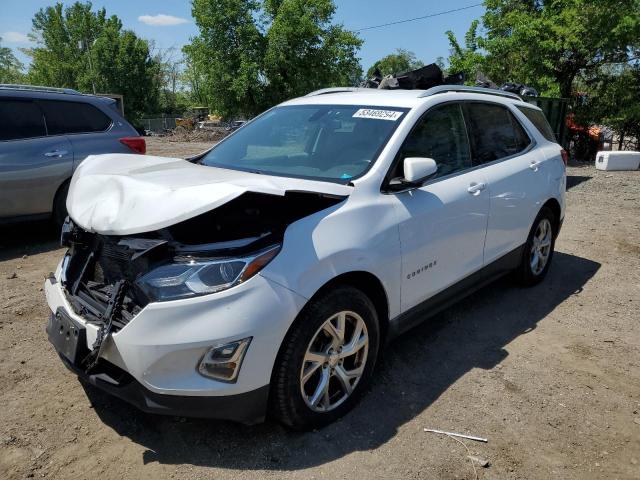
xmin=39 ymin=100 xmax=112 ymax=135
xmin=201 ymin=105 xmax=407 ymax=181
xmin=397 ymin=103 xmax=471 ymax=178
xmin=0 ymin=100 xmax=46 ymax=141
xmin=464 ymin=103 xmax=531 ymax=164
xmin=517 ymin=106 xmax=556 ymax=142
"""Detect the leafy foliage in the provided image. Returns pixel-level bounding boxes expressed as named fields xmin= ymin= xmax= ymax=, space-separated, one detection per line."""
xmin=25 ymin=2 xmax=160 ymax=121
xmin=0 ymin=38 xmax=25 ymax=83
xmin=450 ymin=0 xmax=640 ymax=97
xmin=184 ymin=0 xmax=362 ymax=118
xmin=365 ymin=49 xmax=424 ymax=78
xmin=445 ymin=20 xmax=484 ymax=84
xmin=580 ymin=65 xmax=640 ymax=149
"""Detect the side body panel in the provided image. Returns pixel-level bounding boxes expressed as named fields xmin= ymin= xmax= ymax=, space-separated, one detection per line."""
xmin=0 ymin=135 xmax=73 ymax=217
xmin=480 ymin=145 xmax=549 ymax=264
xmin=260 ymin=187 xmax=403 ymax=319
xmin=391 ymin=170 xmax=490 ymax=312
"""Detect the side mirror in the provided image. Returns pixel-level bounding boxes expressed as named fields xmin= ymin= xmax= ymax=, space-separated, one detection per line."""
xmin=403 ymin=157 xmax=438 ymax=183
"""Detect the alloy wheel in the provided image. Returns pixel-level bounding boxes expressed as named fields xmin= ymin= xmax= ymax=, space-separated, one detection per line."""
xmin=300 ymin=311 xmax=369 ymax=412
xmin=530 ymin=218 xmax=552 ymax=275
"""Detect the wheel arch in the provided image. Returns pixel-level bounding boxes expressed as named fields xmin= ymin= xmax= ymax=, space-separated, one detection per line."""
xmin=541 ymin=197 xmax=561 ymax=236
xmin=312 ymin=271 xmax=390 ymax=343
xmin=52 ymin=177 xmax=71 ymax=211
xmin=273 ymin=270 xmax=390 ymax=370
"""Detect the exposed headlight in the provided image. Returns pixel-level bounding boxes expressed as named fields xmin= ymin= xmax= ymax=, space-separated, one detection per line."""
xmin=137 ymin=245 xmax=280 ymax=301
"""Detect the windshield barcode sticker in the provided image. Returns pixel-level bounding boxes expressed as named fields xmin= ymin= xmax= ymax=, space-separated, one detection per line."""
xmin=352 ymin=109 xmax=403 ymax=121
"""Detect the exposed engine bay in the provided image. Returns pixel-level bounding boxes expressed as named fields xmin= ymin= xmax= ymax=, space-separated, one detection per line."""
xmin=59 ymin=190 xmax=345 ymax=370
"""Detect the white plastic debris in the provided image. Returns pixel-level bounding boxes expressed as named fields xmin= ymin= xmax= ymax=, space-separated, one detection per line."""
xmin=423 ymin=428 xmax=488 ymax=443
xmin=595 ymin=151 xmax=640 ymax=171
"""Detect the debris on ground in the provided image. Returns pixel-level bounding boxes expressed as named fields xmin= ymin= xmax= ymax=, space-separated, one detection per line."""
xmin=467 ymin=455 xmax=490 ymax=468
xmin=424 ymin=428 xmax=488 ymax=443
xmin=163 ymin=128 xmax=229 ymax=143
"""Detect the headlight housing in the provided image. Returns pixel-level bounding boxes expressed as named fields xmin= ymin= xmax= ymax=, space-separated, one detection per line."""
xmin=137 ymin=245 xmax=280 ymax=301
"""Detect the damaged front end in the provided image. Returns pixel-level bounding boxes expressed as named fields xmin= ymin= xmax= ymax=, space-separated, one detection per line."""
xmin=57 ymin=190 xmax=345 ymax=372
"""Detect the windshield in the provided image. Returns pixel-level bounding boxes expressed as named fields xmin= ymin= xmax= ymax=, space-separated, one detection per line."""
xmin=200 ymin=105 xmax=408 ymax=182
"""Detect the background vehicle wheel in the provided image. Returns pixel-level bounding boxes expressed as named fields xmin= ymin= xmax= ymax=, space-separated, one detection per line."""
xmin=52 ymin=181 xmax=70 ymax=229
xmin=270 ymin=285 xmax=380 ymax=430
xmin=515 ymin=206 xmax=557 ymax=286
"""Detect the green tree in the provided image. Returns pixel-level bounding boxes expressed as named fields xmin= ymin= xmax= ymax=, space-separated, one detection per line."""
xmin=479 ymin=0 xmax=640 ymax=97
xmin=25 ymin=2 xmax=160 ymax=121
xmin=366 ymin=49 xmax=423 ymax=78
xmin=445 ymin=20 xmax=484 ymax=83
xmin=0 ymin=38 xmax=25 ymax=83
xmin=184 ymin=0 xmax=362 ymax=118
xmin=152 ymin=47 xmax=190 ymax=114
xmin=263 ymin=0 xmax=362 ymax=104
xmin=184 ymin=0 xmax=265 ymax=117
xmin=580 ymin=65 xmax=640 ymax=149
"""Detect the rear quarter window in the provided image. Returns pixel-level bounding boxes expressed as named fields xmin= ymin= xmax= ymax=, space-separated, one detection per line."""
xmin=517 ymin=106 xmax=556 ymax=142
xmin=464 ymin=102 xmax=531 ymax=164
xmin=38 ymin=100 xmax=112 ymax=135
xmin=0 ymin=99 xmax=47 ymax=141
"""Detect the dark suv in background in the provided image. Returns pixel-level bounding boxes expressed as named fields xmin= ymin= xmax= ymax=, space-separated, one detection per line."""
xmin=0 ymin=84 xmax=144 ymax=226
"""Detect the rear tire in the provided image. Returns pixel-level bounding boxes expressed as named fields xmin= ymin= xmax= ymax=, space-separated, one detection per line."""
xmin=515 ymin=206 xmax=557 ymax=286
xmin=270 ymin=286 xmax=379 ymax=430
xmin=52 ymin=181 xmax=70 ymax=229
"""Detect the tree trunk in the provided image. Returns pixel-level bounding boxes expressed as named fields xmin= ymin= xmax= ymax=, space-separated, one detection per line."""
xmin=618 ymin=130 xmax=625 ymax=150
xmin=559 ymin=75 xmax=574 ymax=98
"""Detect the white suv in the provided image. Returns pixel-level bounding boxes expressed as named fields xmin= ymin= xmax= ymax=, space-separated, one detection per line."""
xmin=45 ymin=86 xmax=566 ymax=430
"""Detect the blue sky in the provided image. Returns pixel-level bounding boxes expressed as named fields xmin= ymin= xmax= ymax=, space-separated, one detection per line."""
xmin=1 ymin=0 xmax=485 ymax=72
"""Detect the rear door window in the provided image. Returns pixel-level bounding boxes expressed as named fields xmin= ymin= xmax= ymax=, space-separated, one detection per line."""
xmin=0 ymin=99 xmax=47 ymax=141
xmin=38 ymin=100 xmax=112 ymax=135
xmin=464 ymin=102 xmax=531 ymax=165
xmin=517 ymin=106 xmax=556 ymax=142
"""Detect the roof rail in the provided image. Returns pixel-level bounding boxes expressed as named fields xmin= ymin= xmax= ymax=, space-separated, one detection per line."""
xmin=0 ymin=84 xmax=81 ymax=95
xmin=419 ymin=85 xmax=521 ymax=100
xmin=305 ymin=87 xmax=361 ymax=97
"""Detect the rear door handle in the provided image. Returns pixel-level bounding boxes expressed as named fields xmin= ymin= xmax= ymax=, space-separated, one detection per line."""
xmin=529 ymin=160 xmax=542 ymax=171
xmin=44 ymin=150 xmax=68 ymax=158
xmin=467 ymin=182 xmax=487 ymax=195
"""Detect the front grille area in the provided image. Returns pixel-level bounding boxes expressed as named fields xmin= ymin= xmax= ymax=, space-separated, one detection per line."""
xmin=62 ymin=233 xmax=155 ymax=332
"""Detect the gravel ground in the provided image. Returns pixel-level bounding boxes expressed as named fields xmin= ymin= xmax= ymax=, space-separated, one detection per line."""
xmin=1 ymin=141 xmax=639 ymax=480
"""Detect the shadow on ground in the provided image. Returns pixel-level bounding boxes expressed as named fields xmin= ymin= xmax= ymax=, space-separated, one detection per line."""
xmin=83 ymin=251 xmax=600 ymax=470
xmin=0 ymin=220 xmax=60 ymax=261
xmin=566 ymin=175 xmax=591 ymax=190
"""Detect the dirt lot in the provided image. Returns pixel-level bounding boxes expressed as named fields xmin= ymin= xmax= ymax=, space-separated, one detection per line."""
xmin=1 ymin=140 xmax=639 ymax=479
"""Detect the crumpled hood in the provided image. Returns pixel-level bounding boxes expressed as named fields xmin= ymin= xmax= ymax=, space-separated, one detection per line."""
xmin=67 ymin=154 xmax=352 ymax=235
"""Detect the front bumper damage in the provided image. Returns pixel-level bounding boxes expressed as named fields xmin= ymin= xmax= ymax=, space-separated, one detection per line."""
xmin=44 ymin=199 xmax=318 ymax=421
xmin=47 ymin=304 xmax=268 ymax=423
xmin=45 ymin=256 xmax=306 ymax=423
xmin=55 ymin=337 xmax=270 ymax=424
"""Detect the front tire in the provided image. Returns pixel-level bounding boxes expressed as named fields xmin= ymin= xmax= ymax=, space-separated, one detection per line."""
xmin=516 ymin=206 xmax=557 ymax=286
xmin=270 ymin=286 xmax=379 ymax=430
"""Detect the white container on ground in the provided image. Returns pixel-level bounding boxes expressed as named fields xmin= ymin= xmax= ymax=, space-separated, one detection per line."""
xmin=595 ymin=151 xmax=640 ymax=171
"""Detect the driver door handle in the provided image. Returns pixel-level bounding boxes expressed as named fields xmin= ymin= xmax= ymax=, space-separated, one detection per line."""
xmin=467 ymin=182 xmax=487 ymax=195
xmin=44 ymin=150 xmax=68 ymax=158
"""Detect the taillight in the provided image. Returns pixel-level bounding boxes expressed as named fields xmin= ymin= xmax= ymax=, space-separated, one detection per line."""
xmin=119 ymin=137 xmax=146 ymax=154
xmin=560 ymin=149 xmax=569 ymax=168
